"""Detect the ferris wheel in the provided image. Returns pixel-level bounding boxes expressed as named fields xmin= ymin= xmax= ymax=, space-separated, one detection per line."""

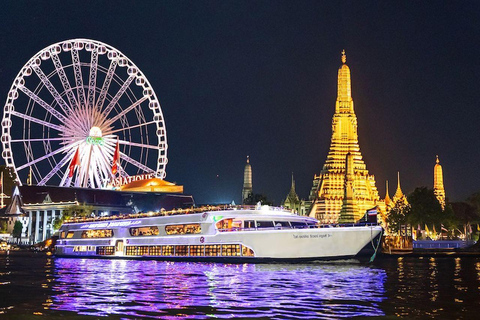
xmin=1 ymin=39 xmax=168 ymax=189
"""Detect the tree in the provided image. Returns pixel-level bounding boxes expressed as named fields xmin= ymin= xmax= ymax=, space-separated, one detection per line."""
xmin=0 ymin=220 xmax=7 ymax=233
xmin=243 ymin=193 xmax=273 ymax=206
xmin=53 ymin=203 xmax=94 ymax=230
xmin=386 ymin=201 xmax=409 ymax=235
xmin=407 ymin=187 xmax=444 ymax=230
xmin=12 ymin=220 xmax=23 ymax=243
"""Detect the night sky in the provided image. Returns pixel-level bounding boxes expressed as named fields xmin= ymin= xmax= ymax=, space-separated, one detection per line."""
xmin=1 ymin=1 xmax=479 ymax=205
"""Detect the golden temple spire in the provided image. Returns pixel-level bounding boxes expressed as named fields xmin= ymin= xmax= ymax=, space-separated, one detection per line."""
xmin=393 ymin=172 xmax=408 ymax=205
xmin=336 ymin=49 xmax=353 ymax=111
xmin=384 ymin=180 xmax=391 ymax=207
xmin=434 ymin=155 xmax=446 ymax=209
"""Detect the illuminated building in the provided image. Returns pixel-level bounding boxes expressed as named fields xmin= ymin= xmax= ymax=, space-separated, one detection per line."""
xmin=282 ymin=173 xmax=307 ymax=215
xmin=338 ymin=153 xmax=360 ymax=222
xmin=392 ymin=172 xmax=408 ymax=205
xmin=433 ymin=155 xmax=446 ymax=209
xmin=242 ymin=156 xmax=253 ymax=204
xmin=308 ymin=51 xmax=381 ymax=223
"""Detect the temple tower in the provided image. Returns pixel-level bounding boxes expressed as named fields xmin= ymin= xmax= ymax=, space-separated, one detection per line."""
xmin=434 ymin=155 xmax=446 ymax=209
xmin=308 ymin=51 xmax=381 ymax=223
xmin=242 ymin=156 xmax=252 ymax=204
xmin=392 ymin=172 xmax=408 ymax=205
xmin=384 ymin=180 xmax=392 ymax=209
xmin=283 ymin=173 xmax=307 ymax=215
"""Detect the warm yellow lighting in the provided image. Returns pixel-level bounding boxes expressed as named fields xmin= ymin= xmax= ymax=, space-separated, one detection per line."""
xmin=309 ymin=51 xmax=381 ymax=224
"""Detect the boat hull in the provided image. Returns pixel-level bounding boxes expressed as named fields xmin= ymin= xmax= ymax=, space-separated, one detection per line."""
xmin=55 ymin=225 xmax=382 ymax=261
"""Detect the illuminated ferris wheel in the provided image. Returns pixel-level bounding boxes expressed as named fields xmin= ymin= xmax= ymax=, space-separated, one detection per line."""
xmin=1 ymin=39 xmax=168 ymax=188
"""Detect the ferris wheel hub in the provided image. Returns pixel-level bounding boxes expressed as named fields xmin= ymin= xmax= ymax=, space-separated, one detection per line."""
xmin=89 ymin=127 xmax=102 ymax=138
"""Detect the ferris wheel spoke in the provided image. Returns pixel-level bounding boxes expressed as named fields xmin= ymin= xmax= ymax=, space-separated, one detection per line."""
xmin=16 ymin=142 xmax=78 ymax=171
xmin=37 ymin=150 xmax=74 ymax=186
xmin=104 ymin=120 xmax=156 ymax=136
xmin=87 ymin=49 xmax=98 ymax=109
xmin=71 ymin=48 xmax=86 ymax=107
xmin=94 ymin=146 xmax=114 ymax=179
xmin=31 ymin=66 xmax=72 ymax=116
xmin=103 ymin=75 xmax=135 ymax=117
xmin=103 ymin=96 xmax=148 ymax=127
xmin=120 ymin=152 xmax=155 ymax=174
xmin=17 ymin=85 xmax=67 ymax=122
xmin=96 ymin=59 xmax=118 ymax=111
xmin=10 ymin=137 xmax=74 ymax=143
xmin=51 ymin=52 xmax=78 ymax=111
xmin=10 ymin=111 xmax=63 ymax=132
xmin=118 ymin=139 xmax=159 ymax=150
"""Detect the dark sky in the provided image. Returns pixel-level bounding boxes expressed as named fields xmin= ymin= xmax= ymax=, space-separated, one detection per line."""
xmin=1 ymin=1 xmax=480 ymax=205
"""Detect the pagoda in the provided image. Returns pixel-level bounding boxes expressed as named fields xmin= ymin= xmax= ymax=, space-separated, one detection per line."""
xmin=242 ymin=156 xmax=253 ymax=204
xmin=433 ymin=155 xmax=446 ymax=209
xmin=308 ymin=51 xmax=381 ymax=224
xmin=392 ymin=172 xmax=408 ymax=205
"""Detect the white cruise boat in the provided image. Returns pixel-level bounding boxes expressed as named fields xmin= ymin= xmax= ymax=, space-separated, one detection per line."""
xmin=55 ymin=206 xmax=382 ymax=261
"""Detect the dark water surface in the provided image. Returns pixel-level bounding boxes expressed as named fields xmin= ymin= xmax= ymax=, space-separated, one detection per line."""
xmin=1 ymin=252 xmax=479 ymax=319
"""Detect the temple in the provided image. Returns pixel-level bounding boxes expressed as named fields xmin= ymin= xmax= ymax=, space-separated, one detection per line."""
xmin=308 ymin=51 xmax=381 ymax=223
xmin=434 ymin=155 xmax=446 ymax=209
xmin=242 ymin=156 xmax=253 ymax=204
xmin=392 ymin=172 xmax=408 ymax=205
xmin=282 ymin=173 xmax=307 ymax=215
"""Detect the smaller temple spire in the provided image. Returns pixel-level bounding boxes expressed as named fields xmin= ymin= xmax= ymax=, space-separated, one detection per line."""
xmin=290 ymin=172 xmax=295 ymax=193
xmin=341 ymin=49 xmax=346 ymax=64
xmin=393 ymin=172 xmax=408 ymax=205
xmin=434 ymin=155 xmax=446 ymax=209
xmin=384 ymin=180 xmax=391 ymax=208
xmin=242 ymin=156 xmax=253 ymax=204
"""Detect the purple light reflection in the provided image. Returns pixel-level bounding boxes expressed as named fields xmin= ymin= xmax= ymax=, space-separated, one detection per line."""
xmin=51 ymin=258 xmax=386 ymax=318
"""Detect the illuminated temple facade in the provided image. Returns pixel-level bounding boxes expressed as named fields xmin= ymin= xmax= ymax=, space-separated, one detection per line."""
xmin=308 ymin=51 xmax=382 ymax=223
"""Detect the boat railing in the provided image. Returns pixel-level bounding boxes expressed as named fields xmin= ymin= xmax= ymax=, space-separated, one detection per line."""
xmin=63 ymin=205 xmax=296 ymax=224
xmin=217 ymin=222 xmax=380 ymax=232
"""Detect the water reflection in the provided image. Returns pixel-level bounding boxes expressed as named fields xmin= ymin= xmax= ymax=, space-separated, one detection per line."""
xmin=3 ymin=253 xmax=480 ymax=318
xmin=376 ymin=256 xmax=480 ymax=319
xmin=51 ymin=259 xmax=386 ymax=318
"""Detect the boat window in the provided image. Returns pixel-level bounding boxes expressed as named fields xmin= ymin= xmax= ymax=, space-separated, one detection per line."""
xmin=185 ymin=224 xmax=201 ymax=234
xmin=290 ymin=221 xmax=308 ymax=229
xmin=221 ymin=244 xmax=241 ymax=256
xmin=81 ymin=229 xmax=114 ymax=238
xmin=190 ymin=245 xmax=204 ymax=256
xmin=60 ymin=231 xmax=66 ymax=239
xmin=165 ymin=224 xmax=201 ymax=235
xmin=66 ymin=231 xmax=75 ymax=238
xmin=130 ymin=226 xmax=159 ymax=237
xmin=256 ymin=221 xmax=275 ymax=228
xmin=242 ymin=245 xmax=255 ymax=257
xmin=274 ymin=221 xmax=291 ymax=229
xmin=162 ymin=245 xmax=174 ymax=256
xmin=175 ymin=245 xmax=188 ymax=256
xmin=205 ymin=244 xmax=221 ymax=256
xmin=306 ymin=222 xmax=318 ymax=228
xmin=96 ymin=246 xmax=115 ymax=255
xmin=216 ymin=219 xmax=232 ymax=231
xmin=243 ymin=220 xmax=255 ymax=229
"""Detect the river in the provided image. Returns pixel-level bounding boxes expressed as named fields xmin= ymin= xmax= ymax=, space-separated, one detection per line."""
xmin=1 ymin=252 xmax=479 ymax=319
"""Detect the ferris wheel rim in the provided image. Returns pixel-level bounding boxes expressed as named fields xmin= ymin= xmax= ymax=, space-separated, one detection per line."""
xmin=1 ymin=38 xmax=168 ymax=188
